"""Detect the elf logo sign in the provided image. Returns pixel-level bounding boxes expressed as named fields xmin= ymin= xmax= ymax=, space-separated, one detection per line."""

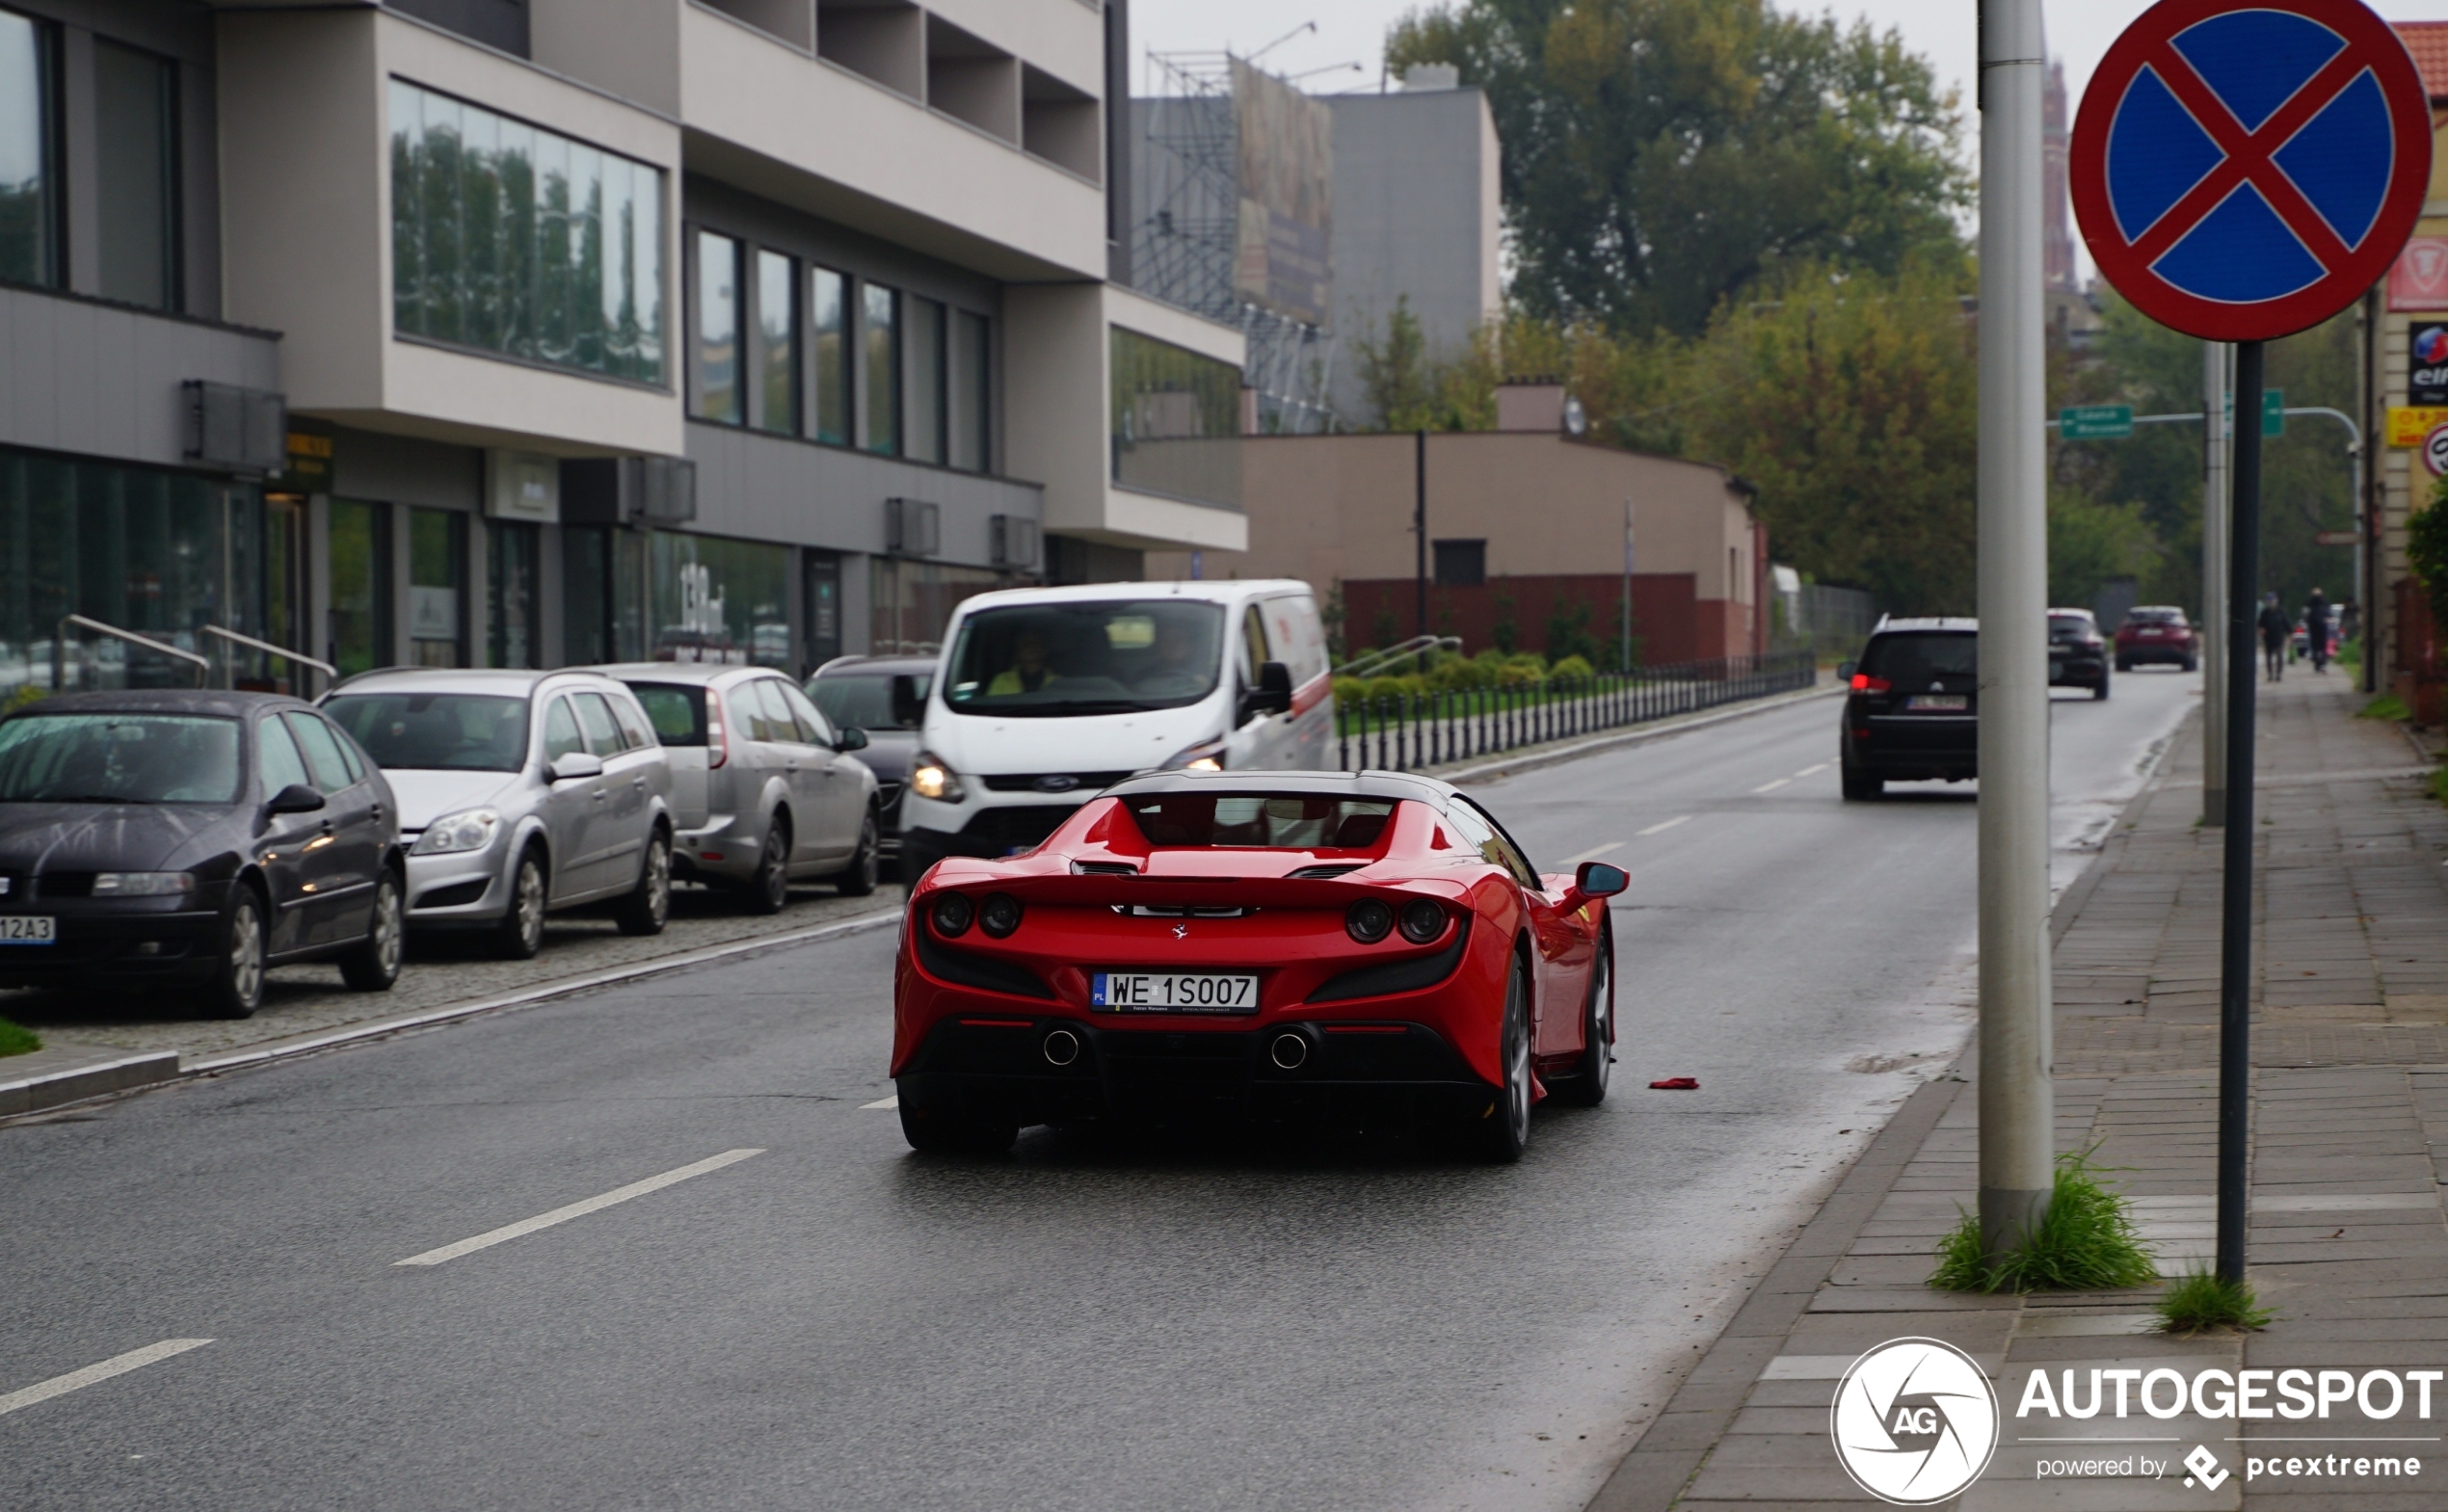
xmin=1830 ymin=1339 xmax=2000 ymax=1504
xmin=2412 ymin=324 xmax=2448 ymax=404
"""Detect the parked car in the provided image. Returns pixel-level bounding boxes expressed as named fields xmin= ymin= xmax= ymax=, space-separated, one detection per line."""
xmin=898 ymin=581 xmax=1336 ymax=880
xmin=595 ymin=664 xmax=881 ymax=912
xmin=2048 ymin=608 xmax=2111 ymax=700
xmin=892 ymin=769 xmax=1627 ymax=1159
xmin=807 ymin=654 xmax=934 ymax=875
xmin=2115 ymin=605 xmax=2198 ymax=672
xmin=1839 ymin=618 xmax=1979 ymax=800
xmin=322 ymin=670 xmax=674 ymax=958
xmin=0 ymin=691 xmax=406 ymax=1018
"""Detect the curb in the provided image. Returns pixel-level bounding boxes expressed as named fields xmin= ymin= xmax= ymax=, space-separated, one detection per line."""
xmin=1436 ymin=681 xmax=1843 ymax=785
xmin=0 ymin=1048 xmax=182 ymax=1118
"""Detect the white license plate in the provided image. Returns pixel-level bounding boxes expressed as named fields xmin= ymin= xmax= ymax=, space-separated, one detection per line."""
xmin=0 ymin=915 xmax=57 ymax=944
xmin=1907 ymin=695 xmax=1968 ymax=711
xmin=1090 ymin=971 xmax=1260 ymax=1013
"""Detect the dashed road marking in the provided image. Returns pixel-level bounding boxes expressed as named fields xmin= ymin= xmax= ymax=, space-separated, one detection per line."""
xmin=1752 ymin=778 xmax=1791 ymax=793
xmin=862 ymin=1095 xmax=900 ymax=1110
xmin=394 ymin=1150 xmax=763 ymax=1266
xmin=0 ymin=1340 xmax=212 ymax=1418
xmin=1794 ymin=763 xmax=1828 ymax=777
xmin=1636 ymin=816 xmax=1691 ymax=836
xmin=1561 ymin=841 xmax=1624 ymax=864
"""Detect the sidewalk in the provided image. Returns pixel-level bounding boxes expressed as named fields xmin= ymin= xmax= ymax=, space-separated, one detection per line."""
xmin=1589 ymin=671 xmax=2448 ymax=1512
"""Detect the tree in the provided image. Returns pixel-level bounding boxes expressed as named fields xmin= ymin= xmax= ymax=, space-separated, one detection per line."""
xmin=1387 ymin=0 xmax=1969 ymax=337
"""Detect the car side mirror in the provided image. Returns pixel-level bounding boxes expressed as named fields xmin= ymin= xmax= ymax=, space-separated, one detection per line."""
xmin=1243 ymin=660 xmax=1294 ymax=720
xmin=548 ymin=752 xmax=605 ymax=782
xmin=835 ymin=727 xmax=868 ymax=752
xmin=890 ymin=676 xmax=926 ymax=729
xmin=1575 ymin=861 xmax=1630 ymax=898
xmin=265 ymin=783 xmax=325 ymax=816
xmin=1836 ymin=659 xmax=1857 ymax=679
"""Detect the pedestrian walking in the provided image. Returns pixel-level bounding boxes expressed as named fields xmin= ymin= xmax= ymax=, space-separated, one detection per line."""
xmin=2258 ymin=592 xmax=2291 ymax=682
xmin=2305 ymin=587 xmax=2330 ymax=675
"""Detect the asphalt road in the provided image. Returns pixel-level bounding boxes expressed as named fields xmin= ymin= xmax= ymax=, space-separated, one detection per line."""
xmin=0 ymin=670 xmax=2197 ymax=1512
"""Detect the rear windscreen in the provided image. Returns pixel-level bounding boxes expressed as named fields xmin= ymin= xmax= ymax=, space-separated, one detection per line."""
xmin=2049 ymin=615 xmax=2094 ymax=640
xmin=1124 ymin=793 xmax=1396 ymax=849
xmin=625 ymin=683 xmax=706 ymax=747
xmin=1861 ymin=633 xmax=1977 ymax=684
xmin=2128 ymin=608 xmax=2186 ymax=625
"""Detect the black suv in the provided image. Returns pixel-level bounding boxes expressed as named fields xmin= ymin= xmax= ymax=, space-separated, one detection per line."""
xmin=2048 ymin=609 xmax=2111 ymax=699
xmin=1840 ymin=619 xmax=1978 ymax=800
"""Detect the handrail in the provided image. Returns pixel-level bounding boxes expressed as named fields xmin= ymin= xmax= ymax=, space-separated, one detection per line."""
xmin=1334 ymin=634 xmax=1463 ymax=678
xmin=200 ymin=624 xmax=336 ymax=693
xmin=52 ymin=615 xmax=212 ymax=692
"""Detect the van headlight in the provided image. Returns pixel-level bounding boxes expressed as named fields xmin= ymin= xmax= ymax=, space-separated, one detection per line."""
xmin=1161 ymin=736 xmax=1227 ymax=772
xmin=909 ymin=752 xmax=965 ymax=803
xmin=412 ymin=809 xmax=502 ymax=856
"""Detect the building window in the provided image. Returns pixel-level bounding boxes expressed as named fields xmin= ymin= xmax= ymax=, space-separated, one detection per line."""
xmin=93 ymin=40 xmax=178 ymax=310
xmin=328 ymin=499 xmax=393 ymax=677
xmin=695 ymin=229 xmax=742 ymax=423
xmin=951 ymin=309 xmax=990 ymax=472
xmin=487 ymin=518 xmax=540 ymax=668
xmin=863 ymin=281 xmax=899 ymax=455
xmin=0 ymin=11 xmax=59 ymax=289
xmin=811 ymin=266 xmax=851 ymax=446
xmin=756 ymin=249 xmax=797 ymax=435
xmin=562 ymin=525 xmax=610 ymax=666
xmin=804 ymin=550 xmax=840 ymax=673
xmin=388 ymin=78 xmax=667 ymax=385
xmin=650 ymin=530 xmax=790 ymax=667
xmin=906 ymin=295 xmax=945 ymax=464
xmin=1434 ymin=540 xmax=1486 ymax=588
xmin=408 ymin=507 xmax=466 ymax=667
xmin=869 ymin=558 xmax=1004 ymax=656
xmin=1110 ymin=327 xmax=1240 ymax=508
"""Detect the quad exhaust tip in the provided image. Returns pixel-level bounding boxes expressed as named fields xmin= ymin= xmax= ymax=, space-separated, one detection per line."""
xmin=1043 ymin=1028 xmax=1081 ymax=1067
xmin=1270 ymin=1031 xmax=1310 ymax=1071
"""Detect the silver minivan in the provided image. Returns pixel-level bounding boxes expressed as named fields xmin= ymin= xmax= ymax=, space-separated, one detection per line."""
xmin=322 ymin=670 xmax=675 ymax=958
xmin=596 ymin=664 xmax=881 ymax=912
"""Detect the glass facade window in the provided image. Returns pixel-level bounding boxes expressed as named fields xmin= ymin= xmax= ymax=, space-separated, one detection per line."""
xmin=488 ymin=518 xmax=540 ymax=668
xmin=863 ymin=281 xmax=899 ymax=455
xmin=388 ymin=79 xmax=666 ymax=385
xmin=650 ymin=531 xmax=790 ymax=667
xmin=562 ymin=524 xmax=610 ymax=666
xmin=695 ymin=230 xmax=742 ymax=423
xmin=756 ymin=248 xmax=797 ymax=435
xmin=906 ymin=295 xmax=945 ymax=464
xmin=804 ymin=551 xmax=840 ymax=673
xmin=1110 ymin=328 xmax=1242 ymax=509
xmin=93 ymin=40 xmax=178 ymax=310
xmin=408 ymin=506 xmax=466 ymax=667
xmin=327 ymin=499 xmax=391 ymax=677
xmin=868 ymin=557 xmax=1002 ymax=656
xmin=0 ymin=10 xmax=58 ymax=288
xmin=811 ymin=266 xmax=850 ymax=446
xmin=951 ymin=309 xmax=990 ymax=472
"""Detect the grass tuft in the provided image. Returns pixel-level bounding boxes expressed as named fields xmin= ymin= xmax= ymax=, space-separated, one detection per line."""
xmin=2358 ymin=692 xmax=2412 ymax=722
xmin=1930 ymin=1149 xmax=2158 ymax=1293
xmin=2157 ymin=1267 xmax=2273 ymax=1334
xmin=2431 ymin=766 xmax=2448 ymax=809
xmin=0 ymin=1016 xmax=39 ymax=1057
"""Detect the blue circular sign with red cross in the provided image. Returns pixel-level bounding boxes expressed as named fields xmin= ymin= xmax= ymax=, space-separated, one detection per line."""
xmin=2071 ymin=0 xmax=2432 ymax=341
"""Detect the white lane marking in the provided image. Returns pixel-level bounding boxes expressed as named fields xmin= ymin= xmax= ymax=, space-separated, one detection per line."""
xmin=1794 ymin=763 xmax=1828 ymax=778
xmin=1636 ymin=815 xmax=1691 ymax=836
xmin=395 ymin=1150 xmax=763 ymax=1266
xmin=861 ymin=1095 xmax=899 ymax=1110
xmin=0 ymin=1340 xmax=213 ymax=1418
xmin=1751 ymin=778 xmax=1791 ymax=793
xmin=1561 ymin=841 xmax=1624 ymax=865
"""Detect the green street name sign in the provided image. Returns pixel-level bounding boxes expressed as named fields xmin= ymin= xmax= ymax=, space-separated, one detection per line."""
xmin=2059 ymin=404 xmax=2134 ymax=439
xmin=2262 ymin=386 xmax=2284 ymax=438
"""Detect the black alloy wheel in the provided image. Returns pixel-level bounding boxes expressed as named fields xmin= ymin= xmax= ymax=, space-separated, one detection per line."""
xmin=898 ymin=1097 xmax=1020 ymax=1155
xmin=835 ymin=808 xmax=880 ymax=898
xmin=1476 ymin=958 xmax=1534 ymax=1162
xmin=615 ymin=831 xmax=672 ymax=936
xmin=744 ymin=820 xmax=790 ymax=915
xmin=494 ymin=847 xmax=548 ymax=961
xmin=1554 ymin=934 xmax=1614 ymax=1108
xmin=200 ymin=888 xmax=268 ymax=1020
xmin=339 ymin=869 xmax=406 ymax=991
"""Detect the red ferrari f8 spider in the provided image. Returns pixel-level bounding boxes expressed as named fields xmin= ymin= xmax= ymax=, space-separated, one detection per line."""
xmin=891 ymin=770 xmax=1627 ymax=1160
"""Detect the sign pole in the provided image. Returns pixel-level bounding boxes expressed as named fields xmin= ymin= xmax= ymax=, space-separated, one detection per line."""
xmin=1977 ymin=0 xmax=2055 ymax=1262
xmin=2217 ymin=338 xmax=2266 ymax=1284
xmin=2203 ymin=342 xmax=2230 ymax=826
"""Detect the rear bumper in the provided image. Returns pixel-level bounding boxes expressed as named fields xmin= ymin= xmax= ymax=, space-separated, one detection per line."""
xmin=2048 ymin=650 xmax=2108 ymax=684
xmin=2116 ymin=641 xmax=2194 ymax=665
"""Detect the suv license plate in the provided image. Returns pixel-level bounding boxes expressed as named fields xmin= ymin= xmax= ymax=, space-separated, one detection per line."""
xmin=0 ymin=915 xmax=57 ymax=944
xmin=1091 ymin=971 xmax=1259 ymax=1013
xmin=1906 ymin=695 xmax=1967 ymax=711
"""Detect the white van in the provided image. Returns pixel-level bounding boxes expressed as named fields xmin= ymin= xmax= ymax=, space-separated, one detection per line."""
xmin=897 ymin=580 xmax=1334 ymax=876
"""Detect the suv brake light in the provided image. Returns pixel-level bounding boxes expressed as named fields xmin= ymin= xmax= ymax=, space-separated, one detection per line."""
xmin=1850 ymin=674 xmax=1891 ymax=692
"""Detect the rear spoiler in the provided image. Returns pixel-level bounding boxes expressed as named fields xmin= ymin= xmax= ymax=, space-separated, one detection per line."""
xmin=927 ymin=872 xmax=1460 ymax=912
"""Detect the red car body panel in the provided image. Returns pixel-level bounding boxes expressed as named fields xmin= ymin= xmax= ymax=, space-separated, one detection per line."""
xmin=890 ymin=774 xmax=1612 ymax=1129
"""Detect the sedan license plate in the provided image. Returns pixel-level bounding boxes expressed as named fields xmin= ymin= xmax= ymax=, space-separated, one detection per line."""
xmin=0 ymin=915 xmax=57 ymax=944
xmin=1907 ymin=695 xmax=1968 ymax=711
xmin=1091 ymin=971 xmax=1259 ymax=1014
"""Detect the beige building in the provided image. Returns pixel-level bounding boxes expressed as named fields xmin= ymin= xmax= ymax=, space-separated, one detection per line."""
xmin=1147 ymin=385 xmax=1768 ymax=665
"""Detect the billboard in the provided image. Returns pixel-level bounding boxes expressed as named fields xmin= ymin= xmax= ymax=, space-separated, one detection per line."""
xmin=1231 ymin=59 xmax=1331 ymax=326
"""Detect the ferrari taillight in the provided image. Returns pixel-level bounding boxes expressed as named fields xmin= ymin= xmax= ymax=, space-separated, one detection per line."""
xmin=1345 ymin=899 xmax=1394 ymax=943
xmin=1397 ymin=899 xmax=1447 ymax=944
xmin=930 ymin=891 xmax=974 ymax=937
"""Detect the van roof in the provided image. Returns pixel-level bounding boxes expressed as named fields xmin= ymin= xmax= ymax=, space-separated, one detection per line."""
xmin=945 ymin=580 xmax=1312 ymax=615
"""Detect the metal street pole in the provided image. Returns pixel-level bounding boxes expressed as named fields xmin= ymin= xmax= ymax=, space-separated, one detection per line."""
xmin=1414 ymin=430 xmax=1428 ymax=639
xmin=2216 ymin=339 xmax=2266 ymax=1285
xmin=1977 ymin=0 xmax=2054 ymax=1262
xmin=2202 ymin=341 xmax=2230 ymax=825
xmin=1622 ymin=498 xmax=1635 ymax=673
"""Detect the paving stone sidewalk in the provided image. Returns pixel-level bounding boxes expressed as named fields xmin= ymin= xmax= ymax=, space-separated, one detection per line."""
xmin=1589 ymin=672 xmax=2448 ymax=1512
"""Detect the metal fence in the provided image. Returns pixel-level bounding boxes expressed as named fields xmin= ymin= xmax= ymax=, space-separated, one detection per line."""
xmin=1335 ymin=651 xmax=1819 ymax=771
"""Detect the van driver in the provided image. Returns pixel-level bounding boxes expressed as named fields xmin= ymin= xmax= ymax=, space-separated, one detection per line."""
xmin=987 ymin=630 xmax=1060 ymax=695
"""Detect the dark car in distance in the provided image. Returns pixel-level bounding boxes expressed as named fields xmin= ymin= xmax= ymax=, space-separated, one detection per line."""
xmin=807 ymin=655 xmax=935 ymax=875
xmin=0 ymin=691 xmax=407 ymax=1017
xmin=2049 ymin=608 xmax=2111 ymax=700
xmin=2115 ymin=605 xmax=2197 ymax=672
xmin=1839 ymin=619 xmax=1978 ymax=800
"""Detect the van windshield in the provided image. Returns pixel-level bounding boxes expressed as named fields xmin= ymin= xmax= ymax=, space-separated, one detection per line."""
xmin=943 ymin=601 xmax=1226 ymax=717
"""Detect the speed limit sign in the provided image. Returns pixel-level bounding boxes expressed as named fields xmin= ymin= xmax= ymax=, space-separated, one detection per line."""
xmin=2426 ymin=421 xmax=2448 ymax=478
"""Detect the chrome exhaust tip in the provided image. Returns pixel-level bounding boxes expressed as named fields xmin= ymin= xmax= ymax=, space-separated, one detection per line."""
xmin=1269 ymin=1031 xmax=1310 ymax=1071
xmin=1043 ymin=1028 xmax=1081 ymax=1067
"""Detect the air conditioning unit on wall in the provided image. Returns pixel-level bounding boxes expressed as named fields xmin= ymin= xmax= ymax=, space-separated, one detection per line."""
xmin=182 ymin=381 xmax=286 ymax=475
xmin=991 ymin=515 xmax=1039 ymax=570
xmin=886 ymin=498 xmax=940 ymax=557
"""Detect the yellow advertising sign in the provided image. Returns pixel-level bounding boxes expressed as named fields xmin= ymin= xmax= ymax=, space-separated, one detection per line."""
xmin=2386 ymin=406 xmax=2448 ymax=446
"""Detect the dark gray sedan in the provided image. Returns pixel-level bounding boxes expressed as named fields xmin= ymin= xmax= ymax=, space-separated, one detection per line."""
xmin=807 ymin=654 xmax=935 ymax=874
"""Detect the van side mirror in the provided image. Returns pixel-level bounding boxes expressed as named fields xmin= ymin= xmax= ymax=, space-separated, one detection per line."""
xmin=890 ymin=675 xmax=926 ymax=729
xmin=1244 ymin=660 xmax=1294 ymax=720
xmin=835 ymin=727 xmax=868 ymax=752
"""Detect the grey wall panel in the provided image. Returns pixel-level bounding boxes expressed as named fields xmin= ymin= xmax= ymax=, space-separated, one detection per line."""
xmin=0 ymin=285 xmax=280 ymax=468
xmin=331 ymin=427 xmax=485 ymax=511
xmin=686 ymin=420 xmax=1041 ymax=567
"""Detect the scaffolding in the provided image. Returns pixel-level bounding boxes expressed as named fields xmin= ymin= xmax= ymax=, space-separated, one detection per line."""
xmin=1132 ymin=51 xmax=1339 ymax=435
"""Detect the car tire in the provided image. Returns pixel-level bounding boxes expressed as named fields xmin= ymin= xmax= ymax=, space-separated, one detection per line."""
xmin=493 ymin=846 xmax=548 ymax=960
xmin=1553 ymin=927 xmax=1613 ymax=1108
xmin=835 ymin=807 xmax=881 ymax=898
xmin=1841 ymin=760 xmax=1883 ymax=801
xmin=2183 ymin=656 xmax=2198 ymax=673
xmin=200 ymin=887 xmax=268 ymax=1020
xmin=742 ymin=820 xmax=790 ymax=915
xmin=2115 ymin=656 xmax=2131 ymax=673
xmin=337 ymin=868 xmax=405 ymax=992
xmin=1473 ymin=957 xmax=1533 ymax=1163
xmin=614 ymin=830 xmax=673 ymax=936
xmin=898 ymin=1097 xmax=1020 ymax=1155
xmin=2092 ymin=673 xmax=2111 ymax=701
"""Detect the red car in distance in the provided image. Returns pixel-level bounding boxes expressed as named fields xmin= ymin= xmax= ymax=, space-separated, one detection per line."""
xmin=891 ymin=770 xmax=1627 ymax=1161
xmin=2115 ymin=605 xmax=2198 ymax=672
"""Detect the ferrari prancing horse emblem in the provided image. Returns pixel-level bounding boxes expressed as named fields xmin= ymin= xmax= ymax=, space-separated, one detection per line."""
xmin=1172 ymin=922 xmax=1188 ymax=940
